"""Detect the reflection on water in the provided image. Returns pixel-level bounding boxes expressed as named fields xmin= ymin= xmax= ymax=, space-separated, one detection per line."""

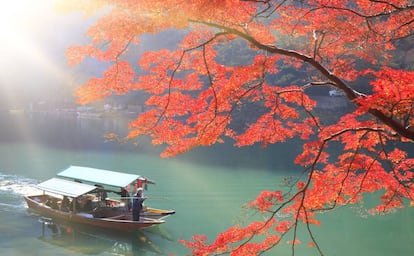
xmin=0 ymin=112 xmax=301 ymax=170
xmin=37 ymin=219 xmax=166 ymax=255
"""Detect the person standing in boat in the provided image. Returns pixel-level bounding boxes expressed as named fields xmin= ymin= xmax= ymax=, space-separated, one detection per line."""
xmin=132 ymin=188 xmax=146 ymax=221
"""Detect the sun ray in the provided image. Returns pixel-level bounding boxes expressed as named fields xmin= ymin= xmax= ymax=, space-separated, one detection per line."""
xmin=0 ymin=0 xmax=80 ymax=112
xmin=0 ymin=0 xmax=77 ymax=174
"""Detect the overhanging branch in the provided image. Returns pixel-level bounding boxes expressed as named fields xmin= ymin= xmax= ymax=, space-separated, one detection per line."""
xmin=189 ymin=20 xmax=414 ymax=141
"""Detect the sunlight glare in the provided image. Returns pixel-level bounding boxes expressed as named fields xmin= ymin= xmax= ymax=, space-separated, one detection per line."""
xmin=0 ymin=0 xmax=54 ymax=55
xmin=0 ymin=0 xmax=69 ymax=87
xmin=0 ymin=0 xmax=72 ymax=166
xmin=0 ymin=0 xmax=50 ymax=40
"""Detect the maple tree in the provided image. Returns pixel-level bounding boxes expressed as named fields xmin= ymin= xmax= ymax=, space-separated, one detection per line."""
xmin=62 ymin=0 xmax=414 ymax=255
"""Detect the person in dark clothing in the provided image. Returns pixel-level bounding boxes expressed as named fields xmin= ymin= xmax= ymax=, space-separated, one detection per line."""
xmin=61 ymin=196 xmax=71 ymax=212
xmin=83 ymin=199 xmax=93 ymax=211
xmin=116 ymin=187 xmax=131 ymax=212
xmin=101 ymin=189 xmax=108 ymax=202
xmin=46 ymin=198 xmax=58 ymax=210
xmin=132 ymin=188 xmax=146 ymax=221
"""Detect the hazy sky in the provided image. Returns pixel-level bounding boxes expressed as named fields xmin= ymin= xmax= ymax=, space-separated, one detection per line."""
xmin=0 ymin=0 xmax=92 ymax=108
xmin=0 ymin=1 xmax=190 ymax=110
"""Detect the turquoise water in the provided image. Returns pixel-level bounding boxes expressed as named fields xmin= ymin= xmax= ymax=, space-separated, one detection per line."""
xmin=0 ymin=113 xmax=413 ymax=255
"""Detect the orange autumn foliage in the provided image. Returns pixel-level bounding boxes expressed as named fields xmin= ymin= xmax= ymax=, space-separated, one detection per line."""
xmin=62 ymin=0 xmax=414 ymax=255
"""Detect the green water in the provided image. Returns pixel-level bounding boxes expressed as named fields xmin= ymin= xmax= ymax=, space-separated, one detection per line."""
xmin=0 ymin=113 xmax=413 ymax=255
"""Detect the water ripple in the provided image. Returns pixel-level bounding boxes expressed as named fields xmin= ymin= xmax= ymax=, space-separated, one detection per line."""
xmin=0 ymin=172 xmax=41 ymax=211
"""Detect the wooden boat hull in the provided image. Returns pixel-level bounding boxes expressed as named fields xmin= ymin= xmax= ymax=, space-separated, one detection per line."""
xmin=24 ymin=195 xmax=164 ymax=232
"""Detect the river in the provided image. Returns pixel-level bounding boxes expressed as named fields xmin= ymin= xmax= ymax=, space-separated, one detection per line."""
xmin=0 ymin=112 xmax=413 ymax=255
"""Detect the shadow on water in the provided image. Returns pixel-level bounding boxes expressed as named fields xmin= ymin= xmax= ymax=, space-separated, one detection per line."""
xmin=35 ymin=216 xmax=173 ymax=256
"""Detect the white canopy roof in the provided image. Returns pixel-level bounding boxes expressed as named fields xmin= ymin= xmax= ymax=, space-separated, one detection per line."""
xmin=36 ymin=177 xmax=97 ymax=198
xmin=57 ymin=165 xmax=143 ymax=188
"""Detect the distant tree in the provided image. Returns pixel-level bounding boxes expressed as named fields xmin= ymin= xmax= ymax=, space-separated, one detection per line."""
xmin=63 ymin=1 xmax=414 ymax=255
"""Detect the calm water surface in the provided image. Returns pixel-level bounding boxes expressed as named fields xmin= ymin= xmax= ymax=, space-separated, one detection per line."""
xmin=0 ymin=113 xmax=413 ymax=255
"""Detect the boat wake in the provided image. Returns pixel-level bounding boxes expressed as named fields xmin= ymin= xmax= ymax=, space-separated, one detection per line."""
xmin=0 ymin=172 xmax=41 ymax=211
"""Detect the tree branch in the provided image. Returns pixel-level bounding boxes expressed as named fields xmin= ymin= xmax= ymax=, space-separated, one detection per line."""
xmin=189 ymin=20 xmax=414 ymax=141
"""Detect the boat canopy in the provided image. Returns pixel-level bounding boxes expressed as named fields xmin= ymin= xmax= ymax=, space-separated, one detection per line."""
xmin=36 ymin=177 xmax=97 ymax=198
xmin=57 ymin=165 xmax=143 ymax=188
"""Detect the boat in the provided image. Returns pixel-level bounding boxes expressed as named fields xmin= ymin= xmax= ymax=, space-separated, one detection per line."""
xmin=56 ymin=165 xmax=175 ymax=219
xmin=76 ymin=111 xmax=103 ymax=118
xmin=24 ymin=178 xmax=164 ymax=231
